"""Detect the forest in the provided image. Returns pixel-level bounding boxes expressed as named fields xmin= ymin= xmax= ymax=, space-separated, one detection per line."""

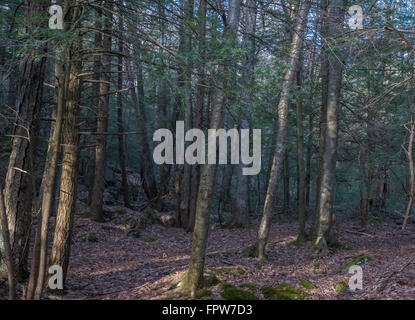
xmin=0 ymin=0 xmax=414 ymax=301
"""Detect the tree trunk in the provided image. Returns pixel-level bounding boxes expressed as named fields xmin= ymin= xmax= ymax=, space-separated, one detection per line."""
xmin=91 ymin=5 xmax=112 ymax=222
xmin=117 ymin=19 xmax=130 ymax=209
xmin=255 ymin=0 xmax=311 ymax=260
xmin=230 ymin=0 xmax=257 ymax=229
xmin=2 ymin=0 xmax=48 ymax=280
xmin=402 ymin=121 xmax=415 ymax=230
xmin=129 ymin=48 xmax=158 ymax=200
xmin=49 ymin=2 xmax=83 ymax=285
xmin=0 ymin=186 xmax=16 ymax=299
xmin=187 ymin=0 xmax=207 ymax=232
xmin=296 ymin=69 xmax=307 ymax=242
xmin=313 ymin=0 xmax=344 ymax=254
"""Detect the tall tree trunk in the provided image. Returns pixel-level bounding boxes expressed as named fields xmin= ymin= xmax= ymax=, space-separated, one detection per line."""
xmin=230 ymin=0 xmax=257 ymax=229
xmin=27 ymin=48 xmax=66 ymax=300
xmin=91 ymin=4 xmax=112 ymax=222
xmin=255 ymin=0 xmax=311 ymax=260
xmin=129 ymin=48 xmax=158 ymax=200
xmin=182 ymin=0 xmax=241 ymax=296
xmin=179 ymin=0 xmax=194 ymax=230
xmin=183 ymin=89 xmax=223 ymax=297
xmin=402 ymin=121 xmax=415 ymax=230
xmin=49 ymin=1 xmax=83 ymax=286
xmin=313 ymin=0 xmax=344 ymax=254
xmin=187 ymin=0 xmax=207 ymax=232
xmin=312 ymin=0 xmax=329 ymax=239
xmin=2 ymin=0 xmax=48 ymax=280
xmin=87 ymin=3 xmax=102 ymax=207
xmin=296 ymin=69 xmax=307 ymax=242
xmin=117 ymin=19 xmax=130 ymax=209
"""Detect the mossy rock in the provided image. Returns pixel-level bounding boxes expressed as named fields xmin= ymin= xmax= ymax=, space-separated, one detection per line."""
xmin=220 ymin=283 xmax=259 ymax=300
xmin=299 ymin=280 xmax=318 ymax=289
xmin=344 ymin=254 xmax=372 ymax=269
xmin=195 ymin=288 xmax=212 ymax=299
xmin=261 ymin=284 xmax=309 ymax=300
xmin=143 ymin=235 xmax=156 ymax=242
xmin=239 ymin=283 xmax=257 ymax=291
xmin=313 ymin=263 xmax=320 ymax=270
xmin=334 ymin=281 xmax=348 ymax=292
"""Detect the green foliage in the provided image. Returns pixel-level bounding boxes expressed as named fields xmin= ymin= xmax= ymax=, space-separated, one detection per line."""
xmin=261 ymin=284 xmax=309 ymax=300
xmin=334 ymin=281 xmax=348 ymax=292
xmin=220 ymin=283 xmax=259 ymax=300
xmin=239 ymin=283 xmax=257 ymax=291
xmin=299 ymin=280 xmax=318 ymax=289
xmin=344 ymin=255 xmax=372 ymax=269
xmin=142 ymin=236 xmax=156 ymax=242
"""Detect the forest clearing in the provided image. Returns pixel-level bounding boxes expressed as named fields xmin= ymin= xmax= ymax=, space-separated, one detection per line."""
xmin=0 ymin=0 xmax=415 ymax=302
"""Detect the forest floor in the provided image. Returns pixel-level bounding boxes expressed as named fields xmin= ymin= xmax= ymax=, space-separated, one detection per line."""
xmin=55 ymin=206 xmax=415 ymax=300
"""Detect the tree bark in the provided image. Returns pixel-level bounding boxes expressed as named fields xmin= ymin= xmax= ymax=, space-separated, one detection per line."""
xmin=117 ymin=18 xmax=130 ymax=209
xmin=49 ymin=1 xmax=83 ymax=286
xmin=296 ymin=69 xmax=307 ymax=242
xmin=255 ymin=0 xmax=311 ymax=260
xmin=230 ymin=0 xmax=257 ymax=229
xmin=313 ymin=0 xmax=344 ymax=254
xmin=2 ymin=0 xmax=48 ymax=280
xmin=91 ymin=4 xmax=112 ymax=222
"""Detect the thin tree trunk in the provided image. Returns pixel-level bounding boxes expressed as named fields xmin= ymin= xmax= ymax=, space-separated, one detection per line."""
xmin=91 ymin=5 xmax=112 ymax=222
xmin=255 ymin=0 xmax=311 ymax=260
xmin=187 ymin=0 xmax=207 ymax=232
xmin=230 ymin=0 xmax=257 ymax=229
xmin=0 ymin=186 xmax=16 ymax=299
xmin=312 ymin=0 xmax=329 ymax=239
xmin=296 ymin=69 xmax=307 ymax=242
xmin=183 ymin=0 xmax=241 ymax=296
xmin=313 ymin=0 xmax=344 ymax=254
xmin=402 ymin=121 xmax=415 ymax=230
xmin=117 ymin=19 xmax=130 ymax=209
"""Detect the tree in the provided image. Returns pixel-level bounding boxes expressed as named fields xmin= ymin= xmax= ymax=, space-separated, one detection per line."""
xmin=255 ymin=0 xmax=311 ymax=260
xmin=312 ymin=0 xmax=344 ymax=254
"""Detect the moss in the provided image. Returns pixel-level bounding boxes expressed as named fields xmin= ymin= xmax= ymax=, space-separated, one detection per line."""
xmin=239 ymin=283 xmax=257 ymax=291
xmin=237 ymin=267 xmax=247 ymax=275
xmin=195 ymin=288 xmax=212 ymax=299
xmin=291 ymin=239 xmax=301 ymax=246
xmin=143 ymin=236 xmax=156 ymax=242
xmin=261 ymin=284 xmax=309 ymax=300
xmin=299 ymin=280 xmax=317 ymax=289
xmin=220 ymin=283 xmax=259 ymax=300
xmin=344 ymin=254 xmax=372 ymax=269
xmin=334 ymin=281 xmax=348 ymax=292
xmin=210 ymin=267 xmax=233 ymax=275
xmin=313 ymin=263 xmax=320 ymax=270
